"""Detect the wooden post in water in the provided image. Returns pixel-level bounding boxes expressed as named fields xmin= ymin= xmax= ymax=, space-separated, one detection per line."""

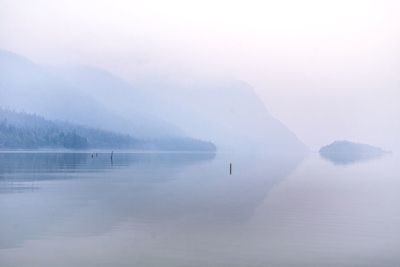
xmin=229 ymin=162 xmax=232 ymax=175
xmin=111 ymin=151 xmax=114 ymax=162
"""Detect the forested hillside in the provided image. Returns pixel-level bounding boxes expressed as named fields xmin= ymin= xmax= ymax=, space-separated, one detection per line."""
xmin=0 ymin=109 xmax=216 ymax=151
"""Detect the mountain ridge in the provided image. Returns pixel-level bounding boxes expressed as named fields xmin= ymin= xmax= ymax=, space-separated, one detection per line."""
xmin=0 ymin=48 xmax=307 ymax=153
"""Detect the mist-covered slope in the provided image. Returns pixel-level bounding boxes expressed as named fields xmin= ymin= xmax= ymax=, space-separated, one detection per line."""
xmin=0 ymin=49 xmax=181 ymax=138
xmin=143 ymin=81 xmax=307 ymax=153
xmin=49 ymin=68 xmax=306 ymax=153
xmin=1 ymin=49 xmax=306 ymax=153
xmin=0 ymin=109 xmax=216 ymax=151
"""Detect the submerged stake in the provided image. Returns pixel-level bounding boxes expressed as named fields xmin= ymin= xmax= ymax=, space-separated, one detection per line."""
xmin=230 ymin=162 xmax=232 ymax=175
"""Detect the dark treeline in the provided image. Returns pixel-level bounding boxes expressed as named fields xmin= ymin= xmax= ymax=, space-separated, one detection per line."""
xmin=0 ymin=109 xmax=216 ymax=151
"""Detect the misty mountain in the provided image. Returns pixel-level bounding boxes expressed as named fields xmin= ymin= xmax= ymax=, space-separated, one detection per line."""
xmin=49 ymin=68 xmax=306 ymax=153
xmin=0 ymin=109 xmax=216 ymax=151
xmin=0 ymin=49 xmax=180 ymax=138
xmin=1 ymin=49 xmax=306 ymax=153
xmin=142 ymin=81 xmax=307 ymax=153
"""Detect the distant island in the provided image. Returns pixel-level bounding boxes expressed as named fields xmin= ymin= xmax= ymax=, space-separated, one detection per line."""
xmin=0 ymin=109 xmax=216 ymax=151
xmin=319 ymin=140 xmax=389 ymax=164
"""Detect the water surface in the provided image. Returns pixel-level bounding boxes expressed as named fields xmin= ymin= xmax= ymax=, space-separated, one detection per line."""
xmin=0 ymin=151 xmax=399 ymax=266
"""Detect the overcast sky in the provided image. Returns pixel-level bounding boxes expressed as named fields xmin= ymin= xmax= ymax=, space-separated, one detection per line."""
xmin=1 ymin=0 xmax=399 ymax=150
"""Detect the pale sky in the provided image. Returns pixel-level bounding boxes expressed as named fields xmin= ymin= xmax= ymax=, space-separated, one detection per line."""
xmin=1 ymin=0 xmax=399 ymax=150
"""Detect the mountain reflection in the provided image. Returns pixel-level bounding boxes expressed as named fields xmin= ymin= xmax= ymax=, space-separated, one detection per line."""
xmin=0 ymin=152 xmax=215 ymax=177
xmin=0 ymin=152 xmax=303 ymax=249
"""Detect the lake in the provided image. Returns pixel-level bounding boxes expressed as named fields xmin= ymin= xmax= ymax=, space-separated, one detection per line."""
xmin=0 ymin=151 xmax=399 ymax=266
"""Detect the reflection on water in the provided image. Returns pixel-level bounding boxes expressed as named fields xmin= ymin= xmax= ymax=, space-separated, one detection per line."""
xmin=1 ymin=152 xmax=400 ymax=267
xmin=0 ymin=152 xmax=302 ymax=250
xmin=319 ymin=150 xmax=388 ymax=165
xmin=0 ymin=152 xmax=216 ymax=175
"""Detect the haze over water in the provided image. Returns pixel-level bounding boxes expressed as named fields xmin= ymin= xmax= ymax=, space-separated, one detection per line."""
xmin=0 ymin=151 xmax=399 ymax=267
xmin=1 ymin=0 xmax=399 ymax=265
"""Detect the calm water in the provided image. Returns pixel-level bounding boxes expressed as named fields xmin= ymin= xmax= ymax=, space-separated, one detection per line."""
xmin=0 ymin=151 xmax=399 ymax=267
